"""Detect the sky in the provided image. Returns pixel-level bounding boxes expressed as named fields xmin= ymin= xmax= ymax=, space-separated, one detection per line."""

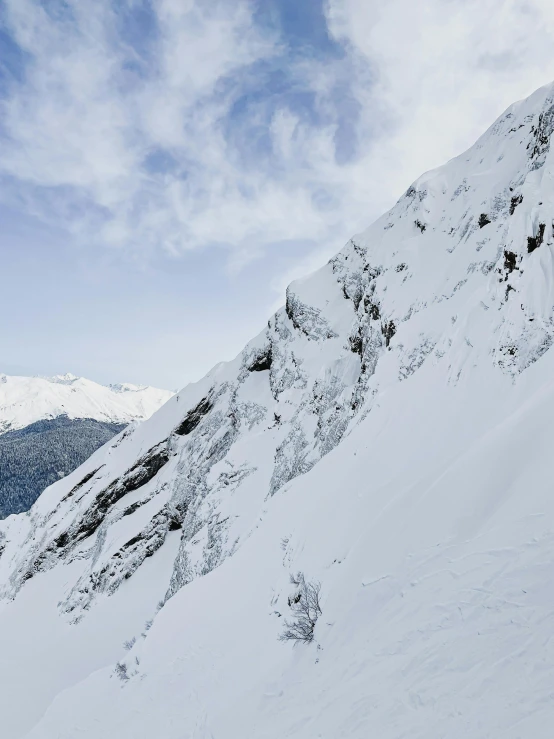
xmin=1 ymin=0 xmax=554 ymax=390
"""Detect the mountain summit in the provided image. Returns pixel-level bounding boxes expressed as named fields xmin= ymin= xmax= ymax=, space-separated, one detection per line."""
xmin=3 ymin=82 xmax=554 ymax=738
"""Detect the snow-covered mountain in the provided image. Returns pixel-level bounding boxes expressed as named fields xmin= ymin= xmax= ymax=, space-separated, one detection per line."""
xmin=0 ymin=373 xmax=174 ymax=433
xmin=0 ymin=374 xmax=174 ymax=519
xmin=3 ymin=82 xmax=554 ymax=738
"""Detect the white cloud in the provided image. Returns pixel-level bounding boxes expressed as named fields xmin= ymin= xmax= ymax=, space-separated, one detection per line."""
xmin=326 ymin=0 xmax=554 ymax=206
xmin=2 ymin=0 xmax=554 ymax=277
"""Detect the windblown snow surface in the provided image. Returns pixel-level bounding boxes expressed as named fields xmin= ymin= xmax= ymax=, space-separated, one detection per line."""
xmin=3 ymin=83 xmax=554 ymax=738
xmin=0 ymin=373 xmax=174 ymax=433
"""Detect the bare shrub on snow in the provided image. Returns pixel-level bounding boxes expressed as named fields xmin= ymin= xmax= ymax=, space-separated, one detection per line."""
xmin=141 ymin=618 xmax=154 ymax=638
xmin=114 ymin=661 xmax=129 ymax=681
xmin=123 ymin=636 xmax=136 ymax=651
xmin=279 ymin=572 xmax=322 ymax=644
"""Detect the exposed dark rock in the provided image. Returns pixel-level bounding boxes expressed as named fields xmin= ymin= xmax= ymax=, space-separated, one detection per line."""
xmin=527 ymin=223 xmax=546 ymax=253
xmin=22 ymin=441 xmax=172 ymax=585
xmin=206 ymin=428 xmax=235 ymax=463
xmin=509 ymin=194 xmax=523 ymax=214
xmin=70 ymin=507 xmax=175 ymax=607
xmin=382 ymin=320 xmax=396 ymax=348
xmin=248 ymin=348 xmax=272 ymax=372
xmin=349 ymin=334 xmax=363 ymax=356
xmin=175 ymin=396 xmax=213 ymax=436
xmin=415 ymin=220 xmax=426 ymax=233
xmin=529 ymin=105 xmax=554 ymax=166
xmin=504 ymin=250 xmax=518 ymax=274
xmin=364 ymin=297 xmax=380 ymax=321
xmin=121 ymin=498 xmax=151 ymax=518
xmin=285 ymin=295 xmax=295 ymax=323
xmin=478 ymin=213 xmax=491 ymax=228
xmin=63 ymin=442 xmax=170 ymax=545
xmin=285 ymin=290 xmax=338 ymax=341
xmin=396 ymin=263 xmax=408 ymax=272
xmin=61 ymin=465 xmax=104 ymax=504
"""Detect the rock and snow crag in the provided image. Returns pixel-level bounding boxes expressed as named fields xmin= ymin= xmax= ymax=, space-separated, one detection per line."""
xmin=4 ymin=83 xmax=554 ymax=737
xmin=0 ymin=373 xmax=174 ymax=433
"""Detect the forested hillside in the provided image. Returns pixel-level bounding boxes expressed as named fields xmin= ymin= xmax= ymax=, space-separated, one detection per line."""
xmin=0 ymin=417 xmax=125 ymax=518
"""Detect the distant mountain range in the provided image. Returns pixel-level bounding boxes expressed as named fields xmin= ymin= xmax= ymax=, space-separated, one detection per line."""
xmin=0 ymin=373 xmax=173 ymax=433
xmin=0 ymin=374 xmax=173 ymax=518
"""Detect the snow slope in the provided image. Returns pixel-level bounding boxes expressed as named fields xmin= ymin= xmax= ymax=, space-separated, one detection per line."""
xmin=3 ymin=82 xmax=554 ymax=738
xmin=0 ymin=373 xmax=174 ymax=433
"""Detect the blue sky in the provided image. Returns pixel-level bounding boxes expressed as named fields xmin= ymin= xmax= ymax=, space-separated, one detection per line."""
xmin=1 ymin=0 xmax=554 ymax=390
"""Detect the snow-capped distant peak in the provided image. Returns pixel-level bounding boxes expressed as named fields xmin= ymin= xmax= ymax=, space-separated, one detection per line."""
xmin=0 ymin=373 xmax=174 ymax=434
xmin=108 ymin=382 xmax=148 ymax=394
xmin=46 ymin=372 xmax=81 ymax=385
xmin=48 ymin=372 xmax=79 ymax=384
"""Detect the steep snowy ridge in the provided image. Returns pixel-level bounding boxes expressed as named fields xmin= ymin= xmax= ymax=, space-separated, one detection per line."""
xmin=0 ymin=373 xmax=174 ymax=433
xmin=3 ymin=82 xmax=554 ymax=737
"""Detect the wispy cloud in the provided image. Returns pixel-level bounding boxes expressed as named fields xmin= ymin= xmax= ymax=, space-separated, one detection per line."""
xmin=0 ymin=0 xmax=371 ymax=265
xmin=1 ymin=0 xmax=554 ymax=272
xmin=326 ymin=0 xmax=554 ymax=200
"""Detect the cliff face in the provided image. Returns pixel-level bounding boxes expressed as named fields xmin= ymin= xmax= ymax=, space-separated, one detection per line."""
xmin=4 ymin=82 xmax=554 ymax=739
